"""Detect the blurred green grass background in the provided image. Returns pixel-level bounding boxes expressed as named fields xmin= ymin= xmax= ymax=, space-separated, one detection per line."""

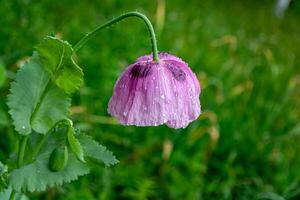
xmin=1 ymin=0 xmax=300 ymax=199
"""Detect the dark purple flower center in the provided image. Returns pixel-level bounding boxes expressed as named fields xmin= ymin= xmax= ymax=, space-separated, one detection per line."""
xmin=130 ymin=64 xmax=152 ymax=78
xmin=166 ymin=64 xmax=186 ymax=81
xmin=130 ymin=62 xmax=186 ymax=82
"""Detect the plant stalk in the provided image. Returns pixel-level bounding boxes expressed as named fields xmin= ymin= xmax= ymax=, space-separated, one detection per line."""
xmin=9 ymin=135 xmax=29 ymax=200
xmin=9 ymin=190 xmax=16 ymax=200
xmin=18 ymin=135 xmax=29 ymax=167
xmin=73 ymin=11 xmax=159 ymax=61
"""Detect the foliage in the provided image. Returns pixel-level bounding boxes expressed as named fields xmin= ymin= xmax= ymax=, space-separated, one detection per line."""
xmin=10 ymin=141 xmax=89 ymax=192
xmin=36 ymin=36 xmax=83 ymax=94
xmin=7 ymin=53 xmax=70 ymax=135
xmin=76 ymin=131 xmax=119 ymax=167
xmin=2 ymin=32 xmax=117 ymax=198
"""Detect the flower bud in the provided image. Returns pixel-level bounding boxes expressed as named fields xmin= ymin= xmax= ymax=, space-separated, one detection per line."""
xmin=49 ymin=146 xmax=68 ymax=172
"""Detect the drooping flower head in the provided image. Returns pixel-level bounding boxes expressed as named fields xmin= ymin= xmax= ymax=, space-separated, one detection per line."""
xmin=108 ymin=52 xmax=201 ymax=129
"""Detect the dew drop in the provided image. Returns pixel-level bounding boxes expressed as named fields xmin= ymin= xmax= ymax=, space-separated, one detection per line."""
xmin=123 ymin=112 xmax=127 ymax=116
xmin=22 ymin=126 xmax=26 ymax=129
xmin=161 ymin=95 xmax=165 ymax=99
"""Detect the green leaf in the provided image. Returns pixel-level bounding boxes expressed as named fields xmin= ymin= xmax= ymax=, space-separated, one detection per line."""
xmin=9 ymin=129 xmax=89 ymax=192
xmin=0 ymin=188 xmax=11 ymax=200
xmin=10 ymin=153 xmax=89 ymax=192
xmin=36 ymin=36 xmax=83 ymax=93
xmin=76 ymin=133 xmax=119 ymax=167
xmin=7 ymin=53 xmax=70 ymax=135
xmin=67 ymin=122 xmax=85 ymax=162
xmin=0 ymin=61 xmax=6 ymax=88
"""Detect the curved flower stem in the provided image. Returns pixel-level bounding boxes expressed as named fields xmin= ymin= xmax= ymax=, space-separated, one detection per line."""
xmin=73 ymin=11 xmax=159 ymax=61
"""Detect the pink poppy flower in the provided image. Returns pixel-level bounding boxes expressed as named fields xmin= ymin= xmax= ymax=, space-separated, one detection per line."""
xmin=108 ymin=52 xmax=201 ymax=129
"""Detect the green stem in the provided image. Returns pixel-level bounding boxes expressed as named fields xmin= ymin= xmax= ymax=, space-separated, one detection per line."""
xmin=73 ymin=11 xmax=159 ymax=61
xmin=9 ymin=190 xmax=16 ymax=200
xmin=31 ymin=134 xmax=49 ymax=161
xmin=9 ymin=136 xmax=29 ymax=200
xmin=18 ymin=135 xmax=29 ymax=167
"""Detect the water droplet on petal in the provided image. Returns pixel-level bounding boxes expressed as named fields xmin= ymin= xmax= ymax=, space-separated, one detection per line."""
xmin=123 ymin=112 xmax=127 ymax=116
xmin=161 ymin=95 xmax=165 ymax=99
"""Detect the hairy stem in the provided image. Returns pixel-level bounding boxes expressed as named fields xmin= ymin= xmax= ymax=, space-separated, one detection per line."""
xmin=73 ymin=11 xmax=159 ymax=61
